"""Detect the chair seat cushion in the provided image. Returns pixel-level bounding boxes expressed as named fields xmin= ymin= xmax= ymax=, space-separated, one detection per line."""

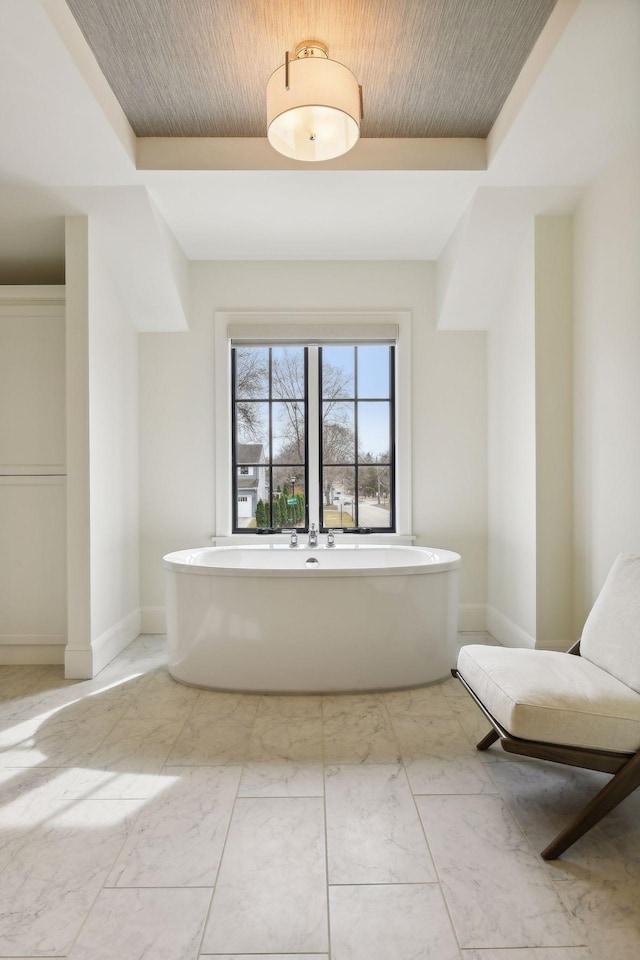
xmin=456 ymin=645 xmax=640 ymax=753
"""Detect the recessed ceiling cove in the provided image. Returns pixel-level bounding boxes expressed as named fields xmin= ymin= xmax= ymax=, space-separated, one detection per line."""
xmin=65 ymin=0 xmax=557 ymax=139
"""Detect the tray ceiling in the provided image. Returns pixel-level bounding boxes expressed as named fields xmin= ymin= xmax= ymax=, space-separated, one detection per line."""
xmin=65 ymin=0 xmax=557 ymax=140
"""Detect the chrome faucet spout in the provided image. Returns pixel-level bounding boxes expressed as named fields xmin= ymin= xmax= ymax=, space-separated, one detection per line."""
xmin=327 ymin=529 xmax=335 ymax=547
xmin=308 ymin=523 xmax=318 ymax=547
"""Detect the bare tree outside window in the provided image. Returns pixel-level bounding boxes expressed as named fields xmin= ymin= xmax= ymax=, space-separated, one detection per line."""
xmin=236 ymin=347 xmax=354 ymax=463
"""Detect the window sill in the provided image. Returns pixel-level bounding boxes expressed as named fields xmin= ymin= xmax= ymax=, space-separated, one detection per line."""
xmin=211 ymin=533 xmax=416 ymax=547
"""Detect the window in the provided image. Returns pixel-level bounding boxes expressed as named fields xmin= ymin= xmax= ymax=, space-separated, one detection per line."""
xmin=231 ymin=340 xmax=395 ymax=533
xmin=216 ymin=313 xmax=410 ymax=539
xmin=232 ymin=345 xmax=307 ymax=531
xmin=320 ymin=345 xmax=394 ymax=531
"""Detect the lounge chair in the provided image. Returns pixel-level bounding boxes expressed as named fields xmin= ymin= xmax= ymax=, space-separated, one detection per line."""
xmin=452 ymin=554 xmax=640 ymax=859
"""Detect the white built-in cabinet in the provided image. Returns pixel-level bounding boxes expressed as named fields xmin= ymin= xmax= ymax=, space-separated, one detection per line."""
xmin=0 ymin=286 xmax=67 ymax=663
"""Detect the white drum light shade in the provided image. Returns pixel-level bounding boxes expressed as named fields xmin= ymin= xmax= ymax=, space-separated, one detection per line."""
xmin=267 ymin=50 xmax=361 ymax=162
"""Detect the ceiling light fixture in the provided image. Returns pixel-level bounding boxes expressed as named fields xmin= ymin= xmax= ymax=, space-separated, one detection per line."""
xmin=266 ymin=41 xmax=362 ymax=162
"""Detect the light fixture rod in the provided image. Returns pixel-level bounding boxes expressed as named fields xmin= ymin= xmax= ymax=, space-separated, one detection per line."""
xmin=285 ymin=51 xmax=290 ymax=90
xmin=359 ymin=84 xmax=364 ymax=120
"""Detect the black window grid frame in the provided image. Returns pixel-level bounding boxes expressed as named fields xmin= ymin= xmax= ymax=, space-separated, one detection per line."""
xmin=231 ymin=345 xmax=309 ymax=533
xmin=318 ymin=344 xmax=396 ymax=533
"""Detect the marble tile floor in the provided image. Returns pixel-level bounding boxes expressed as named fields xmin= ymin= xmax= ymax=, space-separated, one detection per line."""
xmin=0 ymin=633 xmax=638 ymax=959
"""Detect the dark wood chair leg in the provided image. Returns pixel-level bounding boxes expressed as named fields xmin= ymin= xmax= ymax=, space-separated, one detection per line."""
xmin=542 ymin=750 xmax=640 ymax=860
xmin=476 ymin=729 xmax=500 ymax=750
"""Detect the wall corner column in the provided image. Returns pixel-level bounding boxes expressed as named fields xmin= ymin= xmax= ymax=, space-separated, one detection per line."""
xmin=534 ymin=215 xmax=574 ymax=651
xmin=64 ymin=215 xmax=93 ymax=678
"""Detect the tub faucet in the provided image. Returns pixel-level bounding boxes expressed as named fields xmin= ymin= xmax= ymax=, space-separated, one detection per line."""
xmin=282 ymin=528 xmax=298 ymax=547
xmin=308 ymin=523 xmax=318 ymax=547
xmin=327 ymin=529 xmax=335 ymax=547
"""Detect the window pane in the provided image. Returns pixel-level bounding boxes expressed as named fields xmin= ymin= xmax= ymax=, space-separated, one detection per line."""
xmin=272 ymin=468 xmax=306 ymax=528
xmin=323 ymin=401 xmax=355 ymax=463
xmin=236 ymin=465 xmax=268 ymax=529
xmin=272 ymin=347 xmax=305 ymax=399
xmin=236 ymin=402 xmax=269 ymax=453
xmin=273 ymin=401 xmax=305 ymax=463
xmin=358 ymin=465 xmax=392 ymax=528
xmin=321 ymin=467 xmax=356 ymax=528
xmin=235 ymin=346 xmax=269 ymax=399
xmin=358 ymin=401 xmax=391 ymax=462
xmin=357 ymin=345 xmax=390 ymax=398
xmin=232 ymin=344 xmax=310 ymax=532
xmin=322 ymin=346 xmax=354 ymax=399
xmin=321 ymin=466 xmax=343 ymax=510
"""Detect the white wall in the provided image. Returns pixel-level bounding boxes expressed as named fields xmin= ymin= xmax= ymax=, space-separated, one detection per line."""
xmin=64 ymin=217 xmax=92 ymax=675
xmin=88 ymin=234 xmax=140 ymax=663
xmin=535 ymin=216 xmax=573 ymax=650
xmin=139 ymin=261 xmax=487 ymax=627
xmin=573 ymin=141 xmax=640 ymax=631
xmin=64 ymin=216 xmax=140 ymax=678
xmin=487 ymin=227 xmax=537 ymax=646
xmin=488 ymin=142 xmax=640 ymax=650
xmin=487 ymin=216 xmax=575 ymax=651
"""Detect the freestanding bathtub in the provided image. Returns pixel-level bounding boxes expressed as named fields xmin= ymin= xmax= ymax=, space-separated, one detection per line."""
xmin=164 ymin=544 xmax=461 ymax=693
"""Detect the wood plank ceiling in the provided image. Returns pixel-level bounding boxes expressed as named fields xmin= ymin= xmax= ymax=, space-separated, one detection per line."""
xmin=65 ymin=0 xmax=558 ymax=139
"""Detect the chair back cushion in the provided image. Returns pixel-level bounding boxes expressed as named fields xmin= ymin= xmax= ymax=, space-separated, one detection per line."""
xmin=580 ymin=554 xmax=640 ymax=694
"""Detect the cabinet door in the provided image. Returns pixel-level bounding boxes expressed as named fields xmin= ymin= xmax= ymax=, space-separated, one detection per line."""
xmin=0 ymin=294 xmax=66 ymax=660
xmin=0 ymin=308 xmax=65 ymax=474
xmin=0 ymin=476 xmax=67 ymax=641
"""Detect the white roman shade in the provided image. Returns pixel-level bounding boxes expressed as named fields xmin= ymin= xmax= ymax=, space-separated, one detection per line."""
xmin=228 ymin=322 xmax=399 ymax=346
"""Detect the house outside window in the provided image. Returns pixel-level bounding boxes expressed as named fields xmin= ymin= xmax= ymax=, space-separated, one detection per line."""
xmin=235 ymin=443 xmax=267 ymax=522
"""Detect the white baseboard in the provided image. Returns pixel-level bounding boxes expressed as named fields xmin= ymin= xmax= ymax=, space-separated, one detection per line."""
xmin=457 ymin=604 xmax=486 ymax=632
xmin=536 ymin=637 xmax=574 ymax=652
xmin=65 ymin=608 xmax=141 ymax=679
xmin=92 ymin=608 xmax=141 ymax=675
xmin=64 ymin=645 xmax=94 ymax=679
xmin=140 ymin=607 xmax=166 ymax=634
xmin=486 ymin=605 xmax=535 ymax=648
xmin=0 ymin=635 xmax=66 ymax=664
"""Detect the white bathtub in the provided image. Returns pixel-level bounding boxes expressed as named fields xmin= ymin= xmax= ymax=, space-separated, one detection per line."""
xmin=163 ymin=544 xmax=461 ymax=693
